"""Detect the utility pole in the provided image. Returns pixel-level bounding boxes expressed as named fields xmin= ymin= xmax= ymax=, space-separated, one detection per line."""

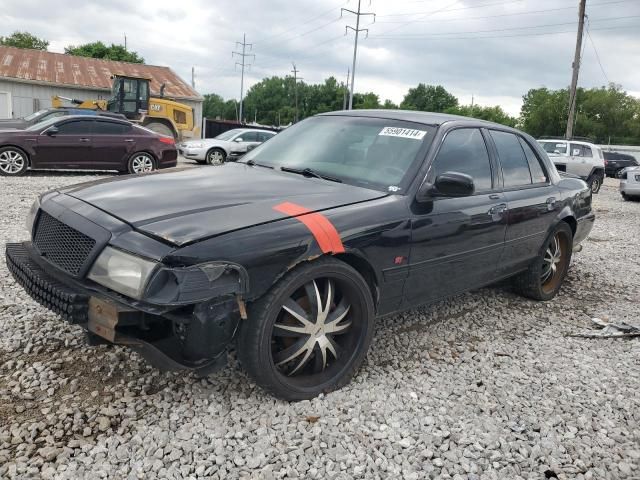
xmin=233 ymin=34 xmax=254 ymax=124
xmin=124 ymin=34 xmax=127 ymax=50
xmin=342 ymin=68 xmax=350 ymax=110
xmin=291 ymin=63 xmax=303 ymax=122
xmin=191 ymin=66 xmax=195 ymax=89
xmin=342 ymin=1 xmax=375 ymax=110
xmin=566 ymin=0 xmax=586 ymax=140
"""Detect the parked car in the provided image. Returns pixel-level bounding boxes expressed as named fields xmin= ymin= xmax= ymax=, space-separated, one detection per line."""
xmin=0 ymin=107 xmax=126 ymax=130
xmin=178 ymin=128 xmax=277 ymax=165
xmin=0 ymin=115 xmax=177 ymax=176
xmin=603 ymin=151 xmax=639 ymax=177
xmin=619 ymin=166 xmax=640 ymax=200
xmin=6 ymin=111 xmax=595 ymax=400
xmin=538 ymin=139 xmax=605 ymax=193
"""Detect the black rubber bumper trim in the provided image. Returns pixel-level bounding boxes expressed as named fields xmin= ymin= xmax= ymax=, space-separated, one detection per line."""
xmin=6 ymin=242 xmax=89 ymax=324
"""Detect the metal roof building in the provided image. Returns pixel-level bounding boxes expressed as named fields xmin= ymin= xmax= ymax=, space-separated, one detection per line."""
xmin=0 ymin=46 xmax=203 ymax=131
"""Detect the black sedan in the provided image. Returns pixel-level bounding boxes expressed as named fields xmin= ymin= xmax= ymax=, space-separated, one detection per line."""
xmin=6 ymin=111 xmax=595 ymax=400
xmin=0 ymin=115 xmax=177 ymax=176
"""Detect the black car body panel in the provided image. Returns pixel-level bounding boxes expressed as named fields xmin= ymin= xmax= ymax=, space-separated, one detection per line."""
xmin=603 ymin=151 xmax=639 ymax=176
xmin=6 ymin=110 xmax=595 ymax=373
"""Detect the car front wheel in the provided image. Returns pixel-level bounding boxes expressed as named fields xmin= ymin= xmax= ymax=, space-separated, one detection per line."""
xmin=513 ymin=222 xmax=573 ymax=301
xmin=589 ymin=173 xmax=603 ymax=194
xmin=0 ymin=147 xmax=28 ymax=176
xmin=237 ymin=258 xmax=375 ymax=401
xmin=206 ymin=148 xmax=226 ymax=165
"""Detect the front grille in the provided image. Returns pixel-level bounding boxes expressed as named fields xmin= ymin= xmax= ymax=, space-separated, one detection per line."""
xmin=33 ymin=211 xmax=96 ymax=276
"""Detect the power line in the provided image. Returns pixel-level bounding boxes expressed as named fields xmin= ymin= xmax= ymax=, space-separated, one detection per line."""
xmin=375 ymin=0 xmax=635 ymax=24
xmin=376 ymin=0 xmax=524 ymax=19
xmin=586 ymin=21 xmax=610 ymax=84
xmin=232 ymin=33 xmax=255 ymax=123
xmin=342 ymin=0 xmax=376 ymax=110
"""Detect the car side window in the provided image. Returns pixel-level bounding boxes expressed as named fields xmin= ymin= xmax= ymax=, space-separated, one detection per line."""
xmin=93 ymin=121 xmax=129 ymax=135
xmin=490 ymin=130 xmax=532 ymax=187
xmin=570 ymin=143 xmax=592 ymax=157
xmin=258 ymin=132 xmax=273 ymax=142
xmin=518 ymin=137 xmax=548 ymax=184
xmin=241 ymin=132 xmax=259 ymax=142
xmin=430 ymin=128 xmax=493 ymax=191
xmin=55 ymin=120 xmax=93 ymax=135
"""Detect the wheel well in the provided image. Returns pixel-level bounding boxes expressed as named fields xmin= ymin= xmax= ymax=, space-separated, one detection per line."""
xmin=206 ymin=147 xmax=227 ymax=157
xmin=1 ymin=145 xmax=30 ymax=165
xmin=334 ymin=253 xmax=379 ymax=310
xmin=130 ymin=150 xmax=157 ymax=164
xmin=561 ymin=216 xmax=577 ymax=237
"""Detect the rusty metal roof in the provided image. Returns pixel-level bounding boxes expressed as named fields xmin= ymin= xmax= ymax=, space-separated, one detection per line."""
xmin=0 ymin=46 xmax=202 ymax=101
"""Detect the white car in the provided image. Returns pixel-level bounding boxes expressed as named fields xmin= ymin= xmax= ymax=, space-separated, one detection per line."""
xmin=178 ymin=128 xmax=277 ymax=165
xmin=538 ymin=139 xmax=605 ymax=193
xmin=620 ymin=166 xmax=640 ymax=201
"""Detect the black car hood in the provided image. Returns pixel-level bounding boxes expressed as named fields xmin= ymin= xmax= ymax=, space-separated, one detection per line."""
xmin=62 ymin=164 xmax=387 ymax=246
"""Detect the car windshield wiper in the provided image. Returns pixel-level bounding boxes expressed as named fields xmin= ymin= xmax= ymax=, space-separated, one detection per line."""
xmin=280 ymin=166 xmax=342 ymax=183
xmin=243 ymin=159 xmax=274 ymax=169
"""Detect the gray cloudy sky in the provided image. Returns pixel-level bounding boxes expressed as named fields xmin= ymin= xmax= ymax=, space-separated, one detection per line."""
xmin=2 ymin=0 xmax=640 ymax=115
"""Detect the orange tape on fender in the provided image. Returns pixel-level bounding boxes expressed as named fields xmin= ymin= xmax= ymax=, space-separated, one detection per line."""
xmin=273 ymin=202 xmax=345 ymax=254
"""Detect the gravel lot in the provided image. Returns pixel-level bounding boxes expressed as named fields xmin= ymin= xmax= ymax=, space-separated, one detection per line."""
xmin=1 ymin=171 xmax=638 ymax=480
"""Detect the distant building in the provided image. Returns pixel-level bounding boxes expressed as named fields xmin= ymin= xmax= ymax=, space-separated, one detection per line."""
xmin=0 ymin=46 xmax=203 ymax=128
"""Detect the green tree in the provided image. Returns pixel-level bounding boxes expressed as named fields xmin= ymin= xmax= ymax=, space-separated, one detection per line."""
xmin=64 ymin=41 xmax=144 ymax=63
xmin=353 ymin=92 xmax=381 ymax=109
xmin=448 ymin=104 xmax=517 ymax=127
xmin=382 ymin=99 xmax=398 ymax=109
xmin=519 ymin=87 xmax=569 ymax=138
xmin=0 ymin=31 xmax=48 ymax=50
xmin=400 ymin=84 xmax=458 ymax=112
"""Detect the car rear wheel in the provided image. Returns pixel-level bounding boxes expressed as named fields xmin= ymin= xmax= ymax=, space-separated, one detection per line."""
xmin=513 ymin=222 xmax=573 ymax=301
xmin=0 ymin=147 xmax=28 ymax=176
xmin=127 ymin=152 xmax=156 ymax=174
xmin=206 ymin=148 xmax=226 ymax=165
xmin=237 ymin=258 xmax=375 ymax=401
xmin=589 ymin=173 xmax=603 ymax=194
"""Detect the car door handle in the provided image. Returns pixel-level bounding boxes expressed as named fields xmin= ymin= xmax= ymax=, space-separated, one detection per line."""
xmin=79 ymin=138 xmax=90 ymax=142
xmin=124 ymin=139 xmax=135 ymax=142
xmin=489 ymin=194 xmax=501 ymax=200
xmin=488 ymin=203 xmax=508 ymax=216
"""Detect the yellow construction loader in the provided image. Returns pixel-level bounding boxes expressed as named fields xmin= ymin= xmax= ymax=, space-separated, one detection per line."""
xmin=52 ymin=75 xmax=199 ymax=140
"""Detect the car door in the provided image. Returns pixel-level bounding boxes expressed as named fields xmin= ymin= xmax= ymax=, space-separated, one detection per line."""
xmin=235 ymin=131 xmax=260 ymax=153
xmin=404 ymin=127 xmax=507 ymax=307
xmin=569 ymin=143 xmax=594 ymax=178
xmin=33 ymin=119 xmax=93 ymax=169
xmin=90 ymin=120 xmax=136 ymax=169
xmin=488 ymin=131 xmax=560 ymax=276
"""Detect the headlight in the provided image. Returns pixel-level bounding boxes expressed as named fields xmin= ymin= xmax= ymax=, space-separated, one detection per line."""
xmin=26 ymin=197 xmax=40 ymax=236
xmin=186 ymin=142 xmax=204 ymax=148
xmin=88 ymin=247 xmax=157 ymax=299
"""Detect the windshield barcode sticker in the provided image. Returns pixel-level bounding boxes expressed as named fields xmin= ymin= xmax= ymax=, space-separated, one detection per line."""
xmin=379 ymin=127 xmax=427 ymax=140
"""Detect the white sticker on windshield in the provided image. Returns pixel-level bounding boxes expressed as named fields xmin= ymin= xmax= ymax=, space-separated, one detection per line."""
xmin=379 ymin=127 xmax=427 ymax=140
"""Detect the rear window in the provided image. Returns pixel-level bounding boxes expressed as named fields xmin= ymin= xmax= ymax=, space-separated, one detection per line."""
xmin=540 ymin=141 xmax=567 ymax=155
xmin=491 ymin=130 xmax=532 ymax=187
xmin=93 ymin=121 xmax=130 ymax=135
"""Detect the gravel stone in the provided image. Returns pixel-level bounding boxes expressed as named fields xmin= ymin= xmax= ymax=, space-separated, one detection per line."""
xmin=0 ymin=171 xmax=639 ymax=479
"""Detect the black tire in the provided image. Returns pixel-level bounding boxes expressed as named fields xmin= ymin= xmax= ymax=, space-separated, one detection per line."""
xmin=127 ymin=152 xmax=156 ymax=174
xmin=0 ymin=146 xmax=28 ymax=176
xmin=622 ymin=193 xmax=629 ymax=201
xmin=236 ymin=258 xmax=375 ymax=401
xmin=589 ymin=172 xmax=603 ymax=194
xmin=206 ymin=148 xmax=226 ymax=165
xmin=512 ymin=222 xmax=573 ymax=301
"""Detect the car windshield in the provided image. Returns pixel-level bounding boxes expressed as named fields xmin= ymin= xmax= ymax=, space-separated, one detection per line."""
xmin=24 ymin=109 xmax=49 ymax=121
xmin=539 ymin=141 xmax=567 ymax=155
xmin=241 ymin=116 xmax=435 ymax=192
xmin=25 ymin=116 xmax=63 ymax=132
xmin=215 ymin=130 xmax=242 ymax=141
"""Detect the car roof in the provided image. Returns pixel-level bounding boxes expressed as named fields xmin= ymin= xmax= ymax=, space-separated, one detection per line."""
xmin=55 ymin=114 xmax=131 ymax=125
xmin=318 ymin=109 xmax=513 ymax=129
xmin=539 ymin=138 xmax=599 ymax=148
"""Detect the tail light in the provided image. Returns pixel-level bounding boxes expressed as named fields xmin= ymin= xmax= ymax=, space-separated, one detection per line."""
xmin=604 ymin=160 xmax=608 ymax=165
xmin=159 ymin=137 xmax=175 ymax=145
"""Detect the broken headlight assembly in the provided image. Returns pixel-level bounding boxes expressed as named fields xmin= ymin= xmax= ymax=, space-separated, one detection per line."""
xmin=143 ymin=261 xmax=248 ymax=305
xmin=88 ymin=247 xmax=158 ymax=300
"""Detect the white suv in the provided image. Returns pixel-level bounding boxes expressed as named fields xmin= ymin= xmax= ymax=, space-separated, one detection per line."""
xmin=538 ymin=139 xmax=605 ymax=193
xmin=620 ymin=166 xmax=640 ymax=201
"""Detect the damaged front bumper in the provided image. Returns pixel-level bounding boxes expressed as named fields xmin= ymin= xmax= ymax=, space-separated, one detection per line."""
xmin=6 ymin=241 xmax=245 ymax=375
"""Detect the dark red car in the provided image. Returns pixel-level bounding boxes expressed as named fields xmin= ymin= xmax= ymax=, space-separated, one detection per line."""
xmin=0 ymin=115 xmax=177 ymax=176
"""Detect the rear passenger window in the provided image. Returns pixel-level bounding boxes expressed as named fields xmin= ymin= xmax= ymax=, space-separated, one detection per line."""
xmin=430 ymin=128 xmax=493 ymax=191
xmin=490 ymin=130 xmax=532 ymax=187
xmin=93 ymin=121 xmax=129 ymax=135
xmin=518 ymin=138 xmax=548 ymax=184
xmin=56 ymin=120 xmax=93 ymax=135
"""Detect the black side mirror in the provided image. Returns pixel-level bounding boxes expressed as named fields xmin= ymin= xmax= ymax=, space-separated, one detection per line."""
xmin=417 ymin=171 xmax=475 ymax=202
xmin=46 ymin=126 xmax=59 ymax=136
